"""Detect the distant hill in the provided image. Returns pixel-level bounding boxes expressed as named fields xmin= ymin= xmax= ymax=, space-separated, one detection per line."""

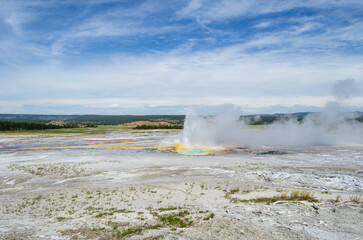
xmin=0 ymin=114 xmax=185 ymax=124
xmin=0 ymin=112 xmax=361 ymax=125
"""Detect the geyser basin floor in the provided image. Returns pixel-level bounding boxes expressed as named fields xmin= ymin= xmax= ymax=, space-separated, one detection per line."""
xmin=0 ymin=130 xmax=362 ymax=240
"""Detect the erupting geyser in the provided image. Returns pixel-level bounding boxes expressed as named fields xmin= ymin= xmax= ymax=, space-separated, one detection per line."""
xmin=176 ymin=79 xmax=363 ymax=148
xmin=182 ymin=105 xmax=244 ymax=148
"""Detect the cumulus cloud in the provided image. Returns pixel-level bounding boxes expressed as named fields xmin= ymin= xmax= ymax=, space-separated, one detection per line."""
xmin=0 ymin=0 xmax=362 ymax=114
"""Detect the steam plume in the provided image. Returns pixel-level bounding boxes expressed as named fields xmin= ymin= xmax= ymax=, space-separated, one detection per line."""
xmin=178 ymin=79 xmax=362 ymax=147
xmin=331 ymin=78 xmax=357 ymax=100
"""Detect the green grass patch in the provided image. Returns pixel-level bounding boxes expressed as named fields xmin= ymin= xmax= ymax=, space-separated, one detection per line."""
xmin=149 ymin=207 xmax=196 ymax=229
xmin=203 ymin=213 xmax=215 ymax=220
xmin=56 ymin=216 xmax=67 ymax=221
xmin=240 ymin=190 xmax=318 ymax=204
xmin=228 ymin=188 xmax=239 ymax=194
xmin=157 ymin=206 xmax=181 ymax=212
xmin=158 ymin=210 xmax=192 ymax=228
xmin=95 ymin=208 xmax=134 ymax=218
xmin=118 ymin=224 xmax=162 ymax=238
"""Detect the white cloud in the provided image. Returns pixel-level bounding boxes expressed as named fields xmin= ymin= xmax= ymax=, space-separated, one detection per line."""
xmin=1 ymin=42 xmax=362 ymax=114
xmin=177 ymin=0 xmax=363 ymax=23
xmin=254 ymin=21 xmax=272 ymax=29
xmin=0 ymin=0 xmax=362 ymax=114
xmin=1 ymin=95 xmax=362 ymax=115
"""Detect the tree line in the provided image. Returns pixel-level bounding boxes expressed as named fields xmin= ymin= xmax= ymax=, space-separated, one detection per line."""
xmin=0 ymin=121 xmax=95 ymax=131
xmin=134 ymin=124 xmax=183 ymax=130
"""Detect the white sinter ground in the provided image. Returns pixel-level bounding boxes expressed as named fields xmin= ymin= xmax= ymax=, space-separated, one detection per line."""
xmin=0 ymin=128 xmax=362 ymax=239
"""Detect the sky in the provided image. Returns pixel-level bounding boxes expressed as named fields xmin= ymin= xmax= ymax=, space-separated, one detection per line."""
xmin=0 ymin=0 xmax=362 ymax=115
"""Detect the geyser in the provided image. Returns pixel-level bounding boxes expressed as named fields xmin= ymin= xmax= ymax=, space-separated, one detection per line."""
xmin=182 ymin=105 xmax=243 ymax=147
xmin=178 ymin=80 xmax=362 ymax=147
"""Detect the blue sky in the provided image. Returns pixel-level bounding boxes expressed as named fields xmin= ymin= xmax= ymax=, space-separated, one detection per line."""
xmin=0 ymin=0 xmax=362 ymax=115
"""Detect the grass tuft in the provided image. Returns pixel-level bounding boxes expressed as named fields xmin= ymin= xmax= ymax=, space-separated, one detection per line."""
xmin=241 ymin=190 xmax=318 ymax=204
xmin=349 ymin=194 xmax=362 ymax=204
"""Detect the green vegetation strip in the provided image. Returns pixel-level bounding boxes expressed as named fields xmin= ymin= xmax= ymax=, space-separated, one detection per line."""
xmin=118 ymin=225 xmax=162 ymax=238
xmin=240 ymin=190 xmax=318 ymax=204
xmin=133 ymin=124 xmax=183 ymax=129
xmin=95 ymin=208 xmax=134 ymax=218
xmin=158 ymin=210 xmax=193 ymax=228
xmin=88 ymin=206 xmax=215 ymax=239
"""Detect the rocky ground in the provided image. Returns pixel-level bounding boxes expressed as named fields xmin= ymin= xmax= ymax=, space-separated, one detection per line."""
xmin=0 ymin=130 xmax=362 ymax=239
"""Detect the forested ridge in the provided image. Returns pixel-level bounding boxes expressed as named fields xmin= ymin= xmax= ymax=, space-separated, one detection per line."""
xmin=0 ymin=121 xmax=82 ymax=131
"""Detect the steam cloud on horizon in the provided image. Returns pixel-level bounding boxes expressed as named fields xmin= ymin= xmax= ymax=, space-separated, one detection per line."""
xmin=177 ymin=79 xmax=363 ymax=147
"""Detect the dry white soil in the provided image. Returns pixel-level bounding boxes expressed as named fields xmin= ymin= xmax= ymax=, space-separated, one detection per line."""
xmin=0 ymin=130 xmax=362 ymax=240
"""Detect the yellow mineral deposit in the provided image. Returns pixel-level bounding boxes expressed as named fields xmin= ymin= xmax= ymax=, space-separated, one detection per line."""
xmin=157 ymin=143 xmax=228 ymax=155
